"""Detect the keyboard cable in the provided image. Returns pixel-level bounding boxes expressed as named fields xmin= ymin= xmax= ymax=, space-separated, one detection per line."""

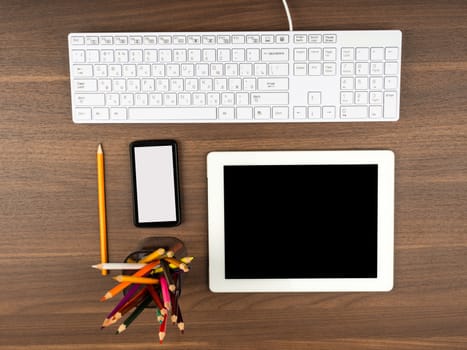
xmin=281 ymin=0 xmax=294 ymax=31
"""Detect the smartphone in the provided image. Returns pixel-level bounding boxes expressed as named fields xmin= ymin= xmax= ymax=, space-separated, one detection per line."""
xmin=130 ymin=140 xmax=181 ymax=227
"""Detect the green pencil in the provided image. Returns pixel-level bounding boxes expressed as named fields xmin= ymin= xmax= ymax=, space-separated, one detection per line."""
xmin=116 ymin=295 xmax=152 ymax=334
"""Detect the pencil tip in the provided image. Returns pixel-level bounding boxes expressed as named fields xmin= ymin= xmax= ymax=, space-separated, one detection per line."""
xmin=97 ymin=143 xmax=103 ymax=153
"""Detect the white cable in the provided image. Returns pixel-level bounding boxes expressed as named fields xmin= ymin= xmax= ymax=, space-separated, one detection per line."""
xmin=281 ymin=0 xmax=293 ymax=31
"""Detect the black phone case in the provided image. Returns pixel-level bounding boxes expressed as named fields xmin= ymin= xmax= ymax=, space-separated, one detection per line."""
xmin=129 ymin=139 xmax=181 ymax=227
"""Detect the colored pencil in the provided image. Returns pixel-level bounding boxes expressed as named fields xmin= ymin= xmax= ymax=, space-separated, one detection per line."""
xmin=164 ymin=257 xmax=189 ymax=272
xmin=158 ymin=313 xmax=168 ymax=343
xmin=96 ymin=144 xmax=108 ymax=276
xmin=156 ymin=308 xmax=164 ymax=323
xmin=116 ymin=295 xmax=152 ymax=334
xmin=101 ymin=284 xmax=143 ymax=328
xmin=177 ymin=303 xmax=184 ymax=334
xmin=170 ymin=290 xmax=178 ymax=325
xmin=138 ymin=247 xmax=166 ymax=264
xmin=102 ymin=287 xmax=148 ymax=328
xmin=100 ymin=261 xmax=159 ymax=301
xmin=147 ymin=285 xmax=167 ymax=315
xmin=160 ymin=260 xmax=176 ymax=292
xmin=170 ymin=240 xmax=185 ymax=256
xmin=92 ymin=263 xmax=147 ymax=270
xmin=159 ymin=276 xmax=171 ymax=311
xmin=180 ymin=256 xmax=194 ymax=264
xmin=113 ymin=275 xmax=159 ymax=285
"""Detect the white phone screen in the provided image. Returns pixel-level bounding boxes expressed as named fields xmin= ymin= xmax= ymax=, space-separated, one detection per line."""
xmin=131 ymin=141 xmax=180 ymax=226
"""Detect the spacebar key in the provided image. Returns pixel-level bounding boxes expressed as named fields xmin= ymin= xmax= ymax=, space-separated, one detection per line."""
xmin=129 ymin=107 xmax=217 ymax=120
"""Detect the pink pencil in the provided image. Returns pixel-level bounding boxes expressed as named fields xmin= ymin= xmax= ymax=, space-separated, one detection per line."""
xmin=159 ymin=276 xmax=172 ymax=311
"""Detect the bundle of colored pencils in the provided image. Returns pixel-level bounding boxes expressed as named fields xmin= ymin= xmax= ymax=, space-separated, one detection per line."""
xmin=93 ymin=247 xmax=193 ymax=343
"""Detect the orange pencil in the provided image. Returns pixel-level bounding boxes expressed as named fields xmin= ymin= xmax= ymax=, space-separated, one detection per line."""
xmin=100 ymin=260 xmax=159 ymax=301
xmin=96 ymin=144 xmax=108 ymax=276
xmin=113 ymin=275 xmax=160 ymax=284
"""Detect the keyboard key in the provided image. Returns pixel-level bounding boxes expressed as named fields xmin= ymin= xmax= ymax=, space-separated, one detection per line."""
xmin=272 ymin=107 xmax=289 ymax=119
xmin=219 ymin=107 xmax=235 ymax=119
xmin=385 ymin=47 xmax=399 ymax=60
xmin=294 ymin=48 xmax=307 ymax=61
xmin=72 ymin=50 xmax=85 ymax=62
xmin=371 ymin=47 xmax=384 ymax=60
xmin=383 ymin=92 xmax=398 ymax=119
xmin=276 ymin=34 xmax=289 ymax=44
xmin=385 ymin=62 xmax=398 ymax=75
xmin=341 ymin=48 xmax=354 ymax=61
xmin=293 ymin=107 xmax=306 ymax=119
xmin=72 ymin=65 xmax=93 ymax=76
xmin=237 ymin=107 xmax=253 ymax=120
xmin=308 ymin=34 xmax=321 ymax=43
xmin=323 ymin=63 xmax=336 ymax=75
xmin=294 ymin=34 xmax=307 ymax=43
xmin=251 ymin=92 xmax=288 ymax=105
xmin=356 ymin=47 xmax=369 ymax=60
xmin=294 ymin=63 xmax=307 ymax=76
xmin=258 ymin=78 xmax=289 ymax=91
xmin=384 ymin=77 xmax=398 ymax=89
xmin=341 ymin=106 xmax=368 ymax=119
xmin=129 ymin=107 xmax=217 ymax=120
xmin=308 ymin=106 xmax=321 ymax=119
xmin=323 ymin=48 xmax=336 ymax=61
xmin=110 ymin=108 xmax=127 ymax=120
xmin=232 ymin=35 xmax=245 ymax=44
xmin=323 ymin=34 xmax=337 ymax=43
xmin=308 ymin=63 xmax=321 ymax=76
xmin=370 ymin=106 xmax=383 ymax=119
xmin=74 ymin=108 xmax=92 ymax=120
xmin=261 ymin=48 xmax=289 ymax=61
xmin=308 ymin=48 xmax=322 ymax=61
xmin=75 ymin=93 xmax=105 ymax=106
xmin=323 ymin=106 xmax=336 ymax=119
xmin=307 ymin=92 xmax=321 ymax=105
xmin=93 ymin=108 xmax=109 ymax=120
xmin=254 ymin=107 xmax=270 ymax=119
xmin=70 ymin=36 xmax=84 ymax=45
xmin=74 ymin=79 xmax=97 ymax=92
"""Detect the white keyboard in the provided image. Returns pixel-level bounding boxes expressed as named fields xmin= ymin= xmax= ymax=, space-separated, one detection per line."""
xmin=68 ymin=30 xmax=402 ymax=123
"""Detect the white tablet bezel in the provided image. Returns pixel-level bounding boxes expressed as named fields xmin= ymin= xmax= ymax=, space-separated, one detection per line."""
xmin=207 ymin=150 xmax=394 ymax=293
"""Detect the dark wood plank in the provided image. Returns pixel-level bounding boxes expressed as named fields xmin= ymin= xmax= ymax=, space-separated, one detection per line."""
xmin=1 ymin=0 xmax=467 ymax=348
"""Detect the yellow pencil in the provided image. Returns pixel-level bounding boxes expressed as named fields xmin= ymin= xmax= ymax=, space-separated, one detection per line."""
xmin=97 ymin=144 xmax=108 ymax=276
xmin=113 ymin=275 xmax=160 ymax=284
xmin=164 ymin=257 xmax=189 ymax=272
xmin=138 ymin=247 xmax=166 ymax=264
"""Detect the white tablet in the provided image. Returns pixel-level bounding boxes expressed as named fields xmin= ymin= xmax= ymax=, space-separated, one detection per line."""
xmin=207 ymin=150 xmax=394 ymax=293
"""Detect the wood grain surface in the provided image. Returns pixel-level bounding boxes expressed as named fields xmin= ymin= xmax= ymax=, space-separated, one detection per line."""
xmin=1 ymin=0 xmax=467 ymax=349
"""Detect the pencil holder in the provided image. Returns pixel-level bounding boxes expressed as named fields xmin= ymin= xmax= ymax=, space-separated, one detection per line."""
xmin=122 ymin=236 xmax=187 ymax=308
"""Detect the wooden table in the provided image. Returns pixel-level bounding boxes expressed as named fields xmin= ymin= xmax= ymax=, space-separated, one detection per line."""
xmin=1 ymin=1 xmax=466 ymax=349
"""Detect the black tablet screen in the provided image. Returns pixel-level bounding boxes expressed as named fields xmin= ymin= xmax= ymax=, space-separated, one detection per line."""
xmin=223 ymin=165 xmax=378 ymax=279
